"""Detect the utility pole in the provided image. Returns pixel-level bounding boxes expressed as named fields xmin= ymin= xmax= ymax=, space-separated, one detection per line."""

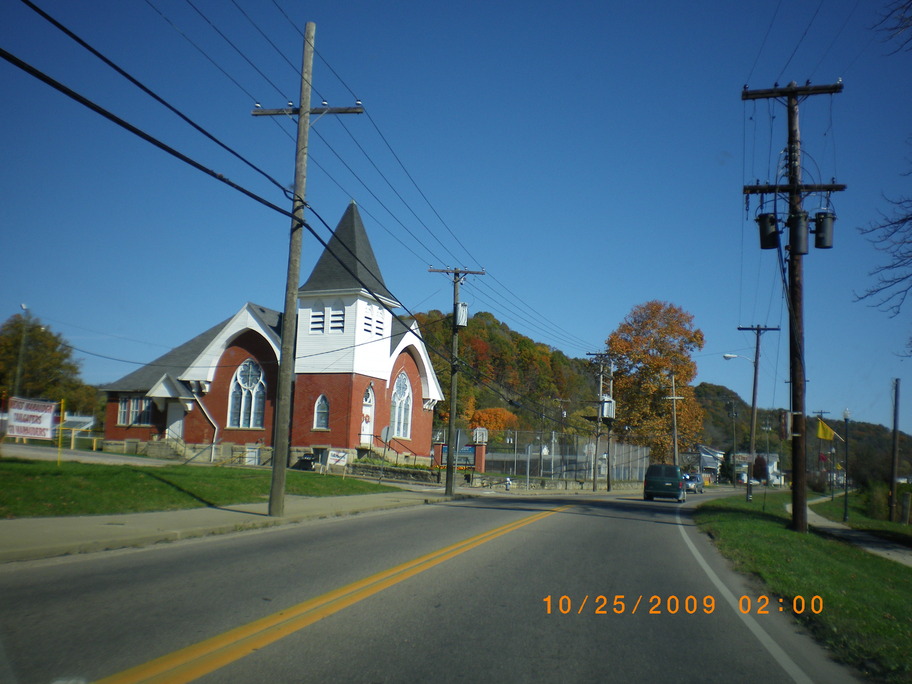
xmin=890 ymin=378 xmax=901 ymax=522
xmin=605 ymin=366 xmax=614 ymax=492
xmin=557 ymin=398 xmax=571 ymax=480
xmin=728 ymin=402 xmax=738 ymax=483
xmin=739 ymin=324 xmax=779 ymax=501
xmin=13 ymin=303 xmax=29 ymax=399
xmin=594 ymin=360 xmax=603 ymax=492
xmin=253 ymin=23 xmax=363 ymax=517
xmin=586 ymin=353 xmax=615 ymax=492
xmin=429 ymin=267 xmax=485 ymax=495
xmin=743 ymin=81 xmax=845 ymax=533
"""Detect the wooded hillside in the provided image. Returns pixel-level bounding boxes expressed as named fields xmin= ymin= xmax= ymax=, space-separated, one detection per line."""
xmin=414 ymin=310 xmax=597 ymax=433
xmin=415 ymin=310 xmax=910 ymax=482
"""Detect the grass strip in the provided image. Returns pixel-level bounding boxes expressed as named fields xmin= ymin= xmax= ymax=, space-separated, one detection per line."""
xmin=694 ymin=492 xmax=912 ymax=682
xmin=0 ymin=458 xmax=399 ymax=519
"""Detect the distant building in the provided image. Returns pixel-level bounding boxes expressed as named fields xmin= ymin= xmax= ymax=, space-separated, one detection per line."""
xmin=101 ymin=203 xmax=443 ymax=464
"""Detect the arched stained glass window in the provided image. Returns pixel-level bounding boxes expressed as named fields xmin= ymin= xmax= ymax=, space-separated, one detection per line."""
xmin=314 ymin=395 xmax=330 ymax=429
xmin=390 ymin=372 xmax=412 ymax=439
xmin=228 ymin=359 xmax=266 ymax=428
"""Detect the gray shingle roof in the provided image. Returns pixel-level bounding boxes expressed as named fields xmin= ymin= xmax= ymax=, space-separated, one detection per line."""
xmin=299 ymin=202 xmax=398 ymax=304
xmin=101 ymin=303 xmax=281 ymax=392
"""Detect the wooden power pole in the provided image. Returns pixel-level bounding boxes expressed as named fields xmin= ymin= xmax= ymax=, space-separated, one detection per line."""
xmin=738 ymin=324 xmax=779 ymax=502
xmin=429 ymin=267 xmax=485 ymax=496
xmin=742 ymin=81 xmax=845 ymax=532
xmin=253 ymin=23 xmax=362 ymax=517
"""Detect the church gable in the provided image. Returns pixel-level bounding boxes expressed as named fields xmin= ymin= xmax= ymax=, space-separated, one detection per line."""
xmin=185 ymin=303 xmax=281 ymax=385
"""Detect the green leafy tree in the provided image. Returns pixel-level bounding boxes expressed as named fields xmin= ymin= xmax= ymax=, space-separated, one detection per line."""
xmin=604 ymin=301 xmax=705 ymax=463
xmin=0 ymin=313 xmax=98 ymax=414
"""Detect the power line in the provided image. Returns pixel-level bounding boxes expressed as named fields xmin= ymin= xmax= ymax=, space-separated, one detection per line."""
xmin=265 ymin=0 xmax=362 ymax=106
xmin=332 ymin=116 xmax=468 ymax=263
xmin=229 ymin=0 xmax=300 ymax=78
xmin=745 ymin=0 xmax=783 ymax=85
xmin=307 ymin=124 xmax=460 ymax=264
xmin=776 ymin=0 xmax=824 ymax=83
xmin=362 ymin=109 xmax=478 ymax=267
xmin=810 ymin=0 xmax=861 ymax=80
xmin=23 ymin=0 xmax=291 ymax=199
xmin=0 ymin=46 xmax=294 ymax=221
xmin=147 ymin=0 xmax=465 ymax=272
xmin=461 ymin=280 xmax=595 ymax=354
xmin=475 ymin=274 xmax=598 ymax=351
xmin=143 ymin=0 xmax=259 ymax=105
xmin=184 ymin=0 xmax=291 ymax=103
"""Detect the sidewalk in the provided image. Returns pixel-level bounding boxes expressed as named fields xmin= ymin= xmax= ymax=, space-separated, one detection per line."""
xmin=0 ymin=490 xmax=447 ymax=564
xmin=803 ymin=497 xmax=912 ymax=569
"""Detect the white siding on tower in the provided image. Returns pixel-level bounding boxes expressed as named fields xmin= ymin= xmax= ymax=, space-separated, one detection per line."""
xmin=295 ymin=297 xmax=390 ymax=378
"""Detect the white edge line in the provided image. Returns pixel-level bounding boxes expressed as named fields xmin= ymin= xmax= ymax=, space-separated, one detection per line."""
xmin=676 ymin=508 xmax=813 ymax=684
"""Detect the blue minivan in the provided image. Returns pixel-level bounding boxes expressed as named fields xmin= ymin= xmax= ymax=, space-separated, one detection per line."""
xmin=643 ymin=464 xmax=686 ymax=503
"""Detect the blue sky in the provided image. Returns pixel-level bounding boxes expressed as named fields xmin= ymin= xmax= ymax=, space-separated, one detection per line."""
xmin=2 ymin=1 xmax=911 ymax=435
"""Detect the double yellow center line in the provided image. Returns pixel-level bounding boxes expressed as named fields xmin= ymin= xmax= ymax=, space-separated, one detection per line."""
xmin=99 ymin=503 xmax=572 ymax=684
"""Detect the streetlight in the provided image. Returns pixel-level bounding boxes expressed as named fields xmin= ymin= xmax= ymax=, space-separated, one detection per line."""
xmin=664 ymin=374 xmax=682 ymax=468
xmin=843 ymin=409 xmax=850 ymax=522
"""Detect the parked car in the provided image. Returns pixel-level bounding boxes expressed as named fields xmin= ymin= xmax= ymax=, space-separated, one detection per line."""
xmin=684 ymin=473 xmax=704 ymax=493
xmin=643 ymin=464 xmax=686 ymax=503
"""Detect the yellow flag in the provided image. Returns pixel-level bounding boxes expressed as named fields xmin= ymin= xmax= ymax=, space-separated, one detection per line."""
xmin=817 ymin=418 xmax=835 ymax=441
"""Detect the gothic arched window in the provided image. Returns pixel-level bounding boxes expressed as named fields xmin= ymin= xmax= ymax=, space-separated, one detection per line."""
xmin=228 ymin=359 xmax=266 ymax=428
xmin=314 ymin=395 xmax=330 ymax=430
xmin=390 ymin=372 xmax=412 ymax=439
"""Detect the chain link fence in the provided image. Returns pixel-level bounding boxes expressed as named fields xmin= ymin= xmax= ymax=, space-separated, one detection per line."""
xmin=482 ymin=429 xmax=650 ymax=488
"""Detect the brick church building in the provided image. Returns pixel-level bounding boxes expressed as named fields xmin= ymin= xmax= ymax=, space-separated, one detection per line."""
xmin=102 ymin=202 xmax=443 ymax=465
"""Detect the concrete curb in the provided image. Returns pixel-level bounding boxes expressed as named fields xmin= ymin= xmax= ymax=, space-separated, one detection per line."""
xmin=0 ymin=495 xmax=441 ymax=564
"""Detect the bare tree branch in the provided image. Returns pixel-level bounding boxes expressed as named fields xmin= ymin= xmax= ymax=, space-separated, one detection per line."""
xmin=877 ymin=0 xmax=912 ymax=52
xmin=858 ymin=195 xmax=912 ymax=316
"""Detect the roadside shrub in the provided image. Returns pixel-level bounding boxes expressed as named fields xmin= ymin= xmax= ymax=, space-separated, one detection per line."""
xmin=865 ymin=482 xmax=890 ymax=520
xmin=807 ymin=471 xmax=828 ymax=494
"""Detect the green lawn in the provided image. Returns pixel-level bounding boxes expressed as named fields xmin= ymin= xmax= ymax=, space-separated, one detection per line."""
xmin=695 ymin=491 xmax=912 ymax=682
xmin=0 ymin=458 xmax=400 ymax=518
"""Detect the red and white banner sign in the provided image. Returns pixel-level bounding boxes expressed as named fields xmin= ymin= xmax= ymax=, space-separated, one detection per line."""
xmin=328 ymin=450 xmax=348 ymax=466
xmin=8 ymin=397 xmax=58 ymax=440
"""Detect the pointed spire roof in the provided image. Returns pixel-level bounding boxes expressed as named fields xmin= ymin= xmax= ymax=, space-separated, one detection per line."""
xmin=299 ymin=202 xmax=398 ymax=305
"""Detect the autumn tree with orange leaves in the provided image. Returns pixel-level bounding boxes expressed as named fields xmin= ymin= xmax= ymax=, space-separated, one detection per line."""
xmin=469 ymin=407 xmax=520 ymax=432
xmin=604 ymin=301 xmax=705 ymax=464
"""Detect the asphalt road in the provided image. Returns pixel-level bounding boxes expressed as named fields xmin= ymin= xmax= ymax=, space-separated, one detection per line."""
xmin=0 ymin=494 xmax=860 ymax=683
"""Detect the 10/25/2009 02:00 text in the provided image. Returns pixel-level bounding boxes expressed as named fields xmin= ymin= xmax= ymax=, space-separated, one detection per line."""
xmin=542 ymin=595 xmax=824 ymax=616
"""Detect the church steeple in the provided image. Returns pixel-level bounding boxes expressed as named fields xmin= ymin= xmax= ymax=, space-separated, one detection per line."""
xmin=299 ymin=202 xmax=399 ymax=306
